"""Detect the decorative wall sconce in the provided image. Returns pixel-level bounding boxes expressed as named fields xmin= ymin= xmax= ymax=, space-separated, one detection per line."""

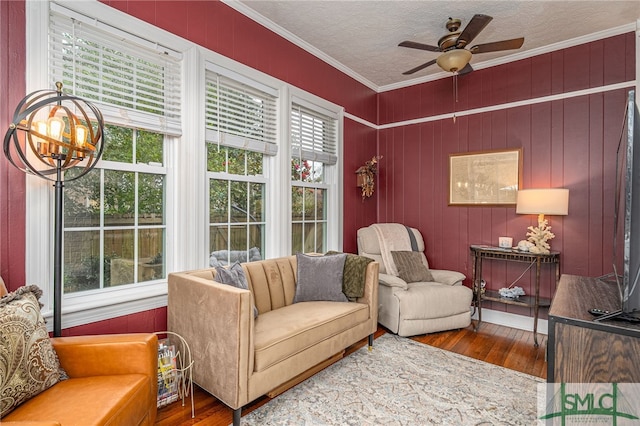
xmin=356 ymin=155 xmax=382 ymax=200
xmin=3 ymin=82 xmax=104 ymax=336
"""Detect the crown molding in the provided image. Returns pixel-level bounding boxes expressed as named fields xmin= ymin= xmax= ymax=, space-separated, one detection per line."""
xmin=223 ymin=0 xmax=636 ymax=95
xmin=222 ymin=0 xmax=379 ymax=92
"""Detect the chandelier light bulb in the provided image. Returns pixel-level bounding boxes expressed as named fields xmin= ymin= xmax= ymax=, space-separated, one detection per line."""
xmin=47 ymin=116 xmax=65 ymax=142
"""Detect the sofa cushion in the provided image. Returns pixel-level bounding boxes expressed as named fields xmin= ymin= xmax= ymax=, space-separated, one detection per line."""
xmin=293 ymin=253 xmax=348 ymax=303
xmin=0 ymin=286 xmax=66 ymax=417
xmin=215 ymin=262 xmax=258 ymax=318
xmin=253 ymin=301 xmax=369 ymax=372
xmin=3 ymin=374 xmax=150 ymax=424
xmin=391 ymin=251 xmax=434 ymax=283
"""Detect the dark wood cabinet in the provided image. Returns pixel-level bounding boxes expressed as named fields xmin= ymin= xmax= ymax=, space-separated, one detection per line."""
xmin=547 ymin=274 xmax=640 ymax=383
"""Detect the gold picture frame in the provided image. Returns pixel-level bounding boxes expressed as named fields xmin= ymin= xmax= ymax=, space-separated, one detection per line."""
xmin=449 ymin=148 xmax=522 ymax=206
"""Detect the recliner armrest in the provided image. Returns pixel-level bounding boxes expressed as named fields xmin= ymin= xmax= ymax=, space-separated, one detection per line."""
xmin=430 ymin=269 xmax=466 ymax=286
xmin=379 ymin=273 xmax=408 ymax=290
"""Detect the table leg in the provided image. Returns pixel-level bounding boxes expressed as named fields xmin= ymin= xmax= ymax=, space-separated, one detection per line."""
xmin=533 ymin=257 xmax=541 ymax=347
xmin=476 ymin=254 xmax=484 ymax=331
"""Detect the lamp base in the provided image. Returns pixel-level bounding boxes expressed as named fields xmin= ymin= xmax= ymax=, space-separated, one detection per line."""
xmin=525 ymin=217 xmax=555 ymax=254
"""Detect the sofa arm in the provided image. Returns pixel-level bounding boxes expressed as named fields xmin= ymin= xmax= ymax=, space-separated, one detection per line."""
xmin=52 ymin=333 xmax=158 ymax=379
xmin=430 ymin=269 xmax=466 ymax=286
xmin=356 ymin=261 xmax=379 ymax=328
xmin=378 ymin=273 xmax=408 ymax=289
xmin=168 ymin=272 xmax=253 ymax=410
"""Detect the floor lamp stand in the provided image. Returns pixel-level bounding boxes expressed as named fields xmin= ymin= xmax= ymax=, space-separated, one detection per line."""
xmin=53 ymin=159 xmax=64 ymax=337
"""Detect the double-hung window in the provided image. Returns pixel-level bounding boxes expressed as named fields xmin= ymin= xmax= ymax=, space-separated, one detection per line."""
xmin=204 ymin=63 xmax=277 ymax=266
xmin=46 ymin=4 xmax=181 ymax=302
xmin=290 ymin=96 xmax=340 ymax=254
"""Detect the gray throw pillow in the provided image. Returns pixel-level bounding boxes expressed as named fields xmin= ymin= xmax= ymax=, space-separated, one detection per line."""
xmin=215 ymin=262 xmax=258 ymax=318
xmin=391 ymin=251 xmax=434 ymax=283
xmin=294 ymin=253 xmax=348 ymax=303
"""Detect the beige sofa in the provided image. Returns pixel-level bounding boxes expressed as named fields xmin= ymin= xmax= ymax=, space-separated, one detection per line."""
xmin=358 ymin=224 xmax=472 ymax=336
xmin=168 ymin=255 xmax=379 ymax=425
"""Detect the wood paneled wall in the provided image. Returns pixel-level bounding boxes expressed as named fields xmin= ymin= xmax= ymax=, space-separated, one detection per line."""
xmin=0 ymin=0 xmax=26 ymax=292
xmin=377 ymin=33 xmax=635 ymax=315
xmin=1 ymin=1 xmax=635 ymax=332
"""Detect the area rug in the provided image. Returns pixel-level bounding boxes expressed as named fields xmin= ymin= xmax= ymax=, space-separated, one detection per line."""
xmin=239 ymin=333 xmax=543 ymax=425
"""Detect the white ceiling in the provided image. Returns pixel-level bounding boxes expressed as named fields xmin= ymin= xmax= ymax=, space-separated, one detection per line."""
xmin=228 ymin=1 xmax=640 ymax=91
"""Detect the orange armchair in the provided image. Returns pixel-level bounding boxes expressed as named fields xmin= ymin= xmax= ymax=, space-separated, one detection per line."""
xmin=1 ymin=277 xmax=158 ymax=425
xmin=2 ymin=333 xmax=158 ymax=425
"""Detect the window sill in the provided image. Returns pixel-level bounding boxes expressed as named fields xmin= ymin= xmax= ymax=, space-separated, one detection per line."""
xmin=41 ymin=282 xmax=167 ymax=332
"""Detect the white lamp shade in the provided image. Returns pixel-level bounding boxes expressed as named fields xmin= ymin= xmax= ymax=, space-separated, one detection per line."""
xmin=436 ymin=49 xmax=472 ymax=73
xmin=516 ymin=189 xmax=569 ymax=215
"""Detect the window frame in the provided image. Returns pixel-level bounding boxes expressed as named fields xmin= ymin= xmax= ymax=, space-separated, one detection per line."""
xmin=25 ymin=0 xmax=188 ymax=328
xmin=288 ymin=87 xmax=344 ymax=254
xmin=25 ymin=0 xmax=343 ymax=331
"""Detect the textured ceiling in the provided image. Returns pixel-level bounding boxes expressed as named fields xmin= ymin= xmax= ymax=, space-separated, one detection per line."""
xmin=231 ymin=1 xmax=640 ymax=90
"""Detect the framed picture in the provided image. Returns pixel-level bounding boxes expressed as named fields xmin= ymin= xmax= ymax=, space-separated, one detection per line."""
xmin=449 ymin=148 xmax=522 ymax=206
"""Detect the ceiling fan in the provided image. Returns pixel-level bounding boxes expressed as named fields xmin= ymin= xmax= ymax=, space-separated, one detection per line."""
xmin=399 ymin=14 xmax=524 ymax=76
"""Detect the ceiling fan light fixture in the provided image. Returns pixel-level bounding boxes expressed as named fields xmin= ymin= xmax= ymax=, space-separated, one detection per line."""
xmin=436 ymin=49 xmax=472 ymax=73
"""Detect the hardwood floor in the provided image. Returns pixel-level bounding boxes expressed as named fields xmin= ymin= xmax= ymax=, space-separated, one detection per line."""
xmin=155 ymin=323 xmax=547 ymax=426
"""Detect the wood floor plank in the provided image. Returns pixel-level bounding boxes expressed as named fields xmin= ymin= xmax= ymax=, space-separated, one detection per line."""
xmin=156 ymin=323 xmax=546 ymax=425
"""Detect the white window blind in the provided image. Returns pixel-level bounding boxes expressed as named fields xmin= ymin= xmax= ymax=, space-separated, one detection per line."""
xmin=205 ymin=67 xmax=278 ymax=156
xmin=291 ymin=102 xmax=337 ymax=165
xmin=49 ymin=4 xmax=182 ymax=136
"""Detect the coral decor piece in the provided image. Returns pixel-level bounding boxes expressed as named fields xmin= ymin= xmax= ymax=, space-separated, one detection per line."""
xmin=525 ymin=219 xmax=555 ymax=254
xmin=356 ymin=155 xmax=382 ymax=200
xmin=498 ymin=286 xmax=525 ymax=299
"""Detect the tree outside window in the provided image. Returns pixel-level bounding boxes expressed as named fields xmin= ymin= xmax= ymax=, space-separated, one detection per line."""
xmin=63 ymin=125 xmax=166 ymax=293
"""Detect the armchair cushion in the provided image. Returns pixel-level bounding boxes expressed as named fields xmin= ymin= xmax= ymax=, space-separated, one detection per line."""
xmin=294 ymin=253 xmax=348 ymax=303
xmin=391 ymin=251 xmax=434 ymax=283
xmin=0 ymin=286 xmax=66 ymax=417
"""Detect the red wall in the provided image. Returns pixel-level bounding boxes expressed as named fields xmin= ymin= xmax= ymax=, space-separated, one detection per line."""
xmin=0 ymin=0 xmax=26 ymax=295
xmin=377 ymin=33 xmax=635 ymax=316
xmin=1 ymin=1 xmax=635 ymax=332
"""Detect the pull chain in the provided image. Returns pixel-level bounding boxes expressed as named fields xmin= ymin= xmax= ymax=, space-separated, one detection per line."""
xmin=452 ymin=73 xmax=458 ymax=123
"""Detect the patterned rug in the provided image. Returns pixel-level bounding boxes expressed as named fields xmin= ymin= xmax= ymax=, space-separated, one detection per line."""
xmin=239 ymin=333 xmax=543 ymax=425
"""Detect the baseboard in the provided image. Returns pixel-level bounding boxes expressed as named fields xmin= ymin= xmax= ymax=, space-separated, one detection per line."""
xmin=471 ymin=308 xmax=548 ymax=335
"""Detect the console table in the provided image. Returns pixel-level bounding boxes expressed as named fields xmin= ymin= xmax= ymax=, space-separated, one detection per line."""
xmin=547 ymin=274 xmax=640 ymax=382
xmin=470 ymin=245 xmax=561 ymax=347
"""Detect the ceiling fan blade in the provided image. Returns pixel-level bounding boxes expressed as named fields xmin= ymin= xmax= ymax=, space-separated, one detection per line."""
xmin=470 ymin=37 xmax=525 ymax=54
xmin=456 ymin=14 xmax=492 ymax=47
xmin=402 ymin=59 xmax=437 ymax=75
xmin=458 ymin=63 xmax=474 ymax=75
xmin=398 ymin=40 xmax=440 ymax=52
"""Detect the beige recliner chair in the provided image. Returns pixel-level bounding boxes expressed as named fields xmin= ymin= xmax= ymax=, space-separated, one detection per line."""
xmin=357 ymin=223 xmax=473 ymax=336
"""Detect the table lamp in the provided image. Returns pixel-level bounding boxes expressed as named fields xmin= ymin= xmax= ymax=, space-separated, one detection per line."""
xmin=516 ymin=188 xmax=569 ymax=254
